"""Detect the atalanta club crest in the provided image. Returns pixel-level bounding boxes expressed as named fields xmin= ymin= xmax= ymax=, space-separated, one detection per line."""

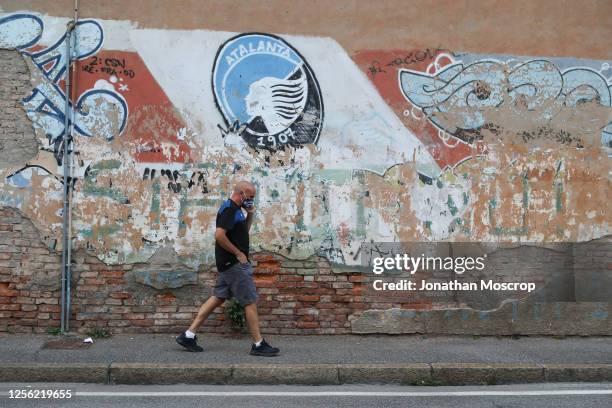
xmin=212 ymin=33 xmax=323 ymax=151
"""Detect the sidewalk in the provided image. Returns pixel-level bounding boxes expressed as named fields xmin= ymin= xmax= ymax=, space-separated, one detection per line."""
xmin=0 ymin=333 xmax=610 ymax=385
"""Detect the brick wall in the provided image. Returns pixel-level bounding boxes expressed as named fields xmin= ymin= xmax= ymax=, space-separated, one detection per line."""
xmin=0 ymin=206 xmax=371 ymax=334
xmin=1 ymin=206 xmax=610 ymax=335
xmin=0 ymin=207 xmax=61 ymax=333
xmin=0 ymin=206 xmax=441 ymax=335
xmin=573 ymin=237 xmax=612 ymax=302
xmin=0 ymin=50 xmax=38 ymax=166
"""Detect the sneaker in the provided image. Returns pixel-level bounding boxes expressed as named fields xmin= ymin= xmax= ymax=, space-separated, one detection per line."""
xmin=250 ymin=339 xmax=280 ymax=357
xmin=175 ymin=332 xmax=203 ymax=352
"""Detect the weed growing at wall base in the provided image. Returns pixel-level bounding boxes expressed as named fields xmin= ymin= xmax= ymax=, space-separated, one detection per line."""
xmin=225 ymin=298 xmax=246 ymax=331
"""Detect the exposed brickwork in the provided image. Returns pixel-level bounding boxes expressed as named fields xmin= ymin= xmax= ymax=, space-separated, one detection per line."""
xmin=0 ymin=207 xmax=61 ymax=333
xmin=1 ymin=206 xmax=610 ymax=335
xmin=0 ymin=50 xmax=38 ymax=168
xmin=0 ymin=206 xmax=370 ymax=334
xmin=573 ymin=237 xmax=612 ymax=302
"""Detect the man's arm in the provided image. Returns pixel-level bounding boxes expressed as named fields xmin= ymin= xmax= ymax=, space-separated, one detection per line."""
xmin=215 ymin=228 xmax=247 ymax=263
xmin=246 ymin=209 xmax=254 ymax=232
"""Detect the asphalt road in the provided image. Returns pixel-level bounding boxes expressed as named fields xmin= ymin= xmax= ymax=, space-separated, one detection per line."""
xmin=1 ymin=383 xmax=611 ymax=408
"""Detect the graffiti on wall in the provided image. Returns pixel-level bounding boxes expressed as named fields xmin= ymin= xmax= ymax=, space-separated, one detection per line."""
xmin=399 ymin=55 xmax=612 ymax=149
xmin=354 ymin=50 xmax=612 ymax=170
xmin=0 ymin=14 xmax=128 ymax=164
xmin=0 ymin=12 xmax=610 ymax=269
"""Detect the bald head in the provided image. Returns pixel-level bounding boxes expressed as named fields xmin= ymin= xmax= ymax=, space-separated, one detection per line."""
xmin=229 ymin=180 xmax=256 ymax=209
xmin=233 ymin=181 xmax=255 ymax=195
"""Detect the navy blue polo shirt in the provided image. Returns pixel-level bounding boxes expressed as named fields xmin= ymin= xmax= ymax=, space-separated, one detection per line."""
xmin=215 ymin=199 xmax=249 ymax=272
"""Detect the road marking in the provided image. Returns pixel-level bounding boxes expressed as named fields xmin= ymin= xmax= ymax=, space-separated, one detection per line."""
xmin=68 ymin=390 xmax=612 ymax=397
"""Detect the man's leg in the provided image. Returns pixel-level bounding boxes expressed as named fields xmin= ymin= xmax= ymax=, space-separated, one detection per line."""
xmin=176 ymin=295 xmax=224 ymax=352
xmin=189 ymin=295 xmax=225 ymax=332
xmin=225 ymin=262 xmax=279 ymax=356
xmin=241 ymin=262 xmax=281 ymax=357
xmin=244 ymin=303 xmax=262 ymax=343
xmin=244 ymin=301 xmax=279 ymax=356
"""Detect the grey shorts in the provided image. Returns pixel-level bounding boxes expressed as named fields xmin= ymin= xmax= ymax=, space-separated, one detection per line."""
xmin=213 ymin=262 xmax=258 ymax=306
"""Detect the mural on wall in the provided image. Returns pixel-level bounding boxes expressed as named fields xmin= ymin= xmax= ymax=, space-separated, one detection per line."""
xmin=212 ymin=33 xmax=323 ymax=151
xmin=0 ymin=12 xmax=610 ymax=271
xmin=353 ymin=48 xmax=610 ymax=241
xmin=352 ymin=48 xmax=484 ymax=170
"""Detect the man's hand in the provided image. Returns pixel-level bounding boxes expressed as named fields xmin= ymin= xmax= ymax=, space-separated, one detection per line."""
xmin=236 ymin=251 xmax=248 ymax=264
xmin=245 ymin=205 xmax=255 ymax=232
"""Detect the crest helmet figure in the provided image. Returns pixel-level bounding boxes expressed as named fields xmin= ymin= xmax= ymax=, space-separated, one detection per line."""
xmin=245 ymin=69 xmax=308 ymax=135
xmin=212 ymin=33 xmax=323 ymax=151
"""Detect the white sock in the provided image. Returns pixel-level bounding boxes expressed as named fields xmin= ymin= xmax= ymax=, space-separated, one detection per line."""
xmin=254 ymin=339 xmax=263 ymax=347
xmin=185 ymin=330 xmax=196 ymax=339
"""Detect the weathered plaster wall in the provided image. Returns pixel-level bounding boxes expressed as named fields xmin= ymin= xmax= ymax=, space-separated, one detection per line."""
xmin=0 ymin=1 xmax=610 ymax=334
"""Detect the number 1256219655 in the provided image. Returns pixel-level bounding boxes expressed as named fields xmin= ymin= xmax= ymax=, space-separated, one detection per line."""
xmin=9 ymin=389 xmax=72 ymax=399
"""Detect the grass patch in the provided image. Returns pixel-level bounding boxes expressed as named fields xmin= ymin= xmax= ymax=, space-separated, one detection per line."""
xmin=86 ymin=328 xmax=111 ymax=339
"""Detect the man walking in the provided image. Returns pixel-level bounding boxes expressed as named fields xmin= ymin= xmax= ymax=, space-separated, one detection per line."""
xmin=176 ymin=181 xmax=280 ymax=357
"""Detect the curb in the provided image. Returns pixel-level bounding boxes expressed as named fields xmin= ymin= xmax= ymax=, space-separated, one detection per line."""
xmin=0 ymin=363 xmax=610 ymax=385
xmin=431 ymin=363 xmax=545 ymax=385
xmin=0 ymin=363 xmax=109 ymax=383
xmin=338 ymin=363 xmax=430 ymax=385
xmin=110 ymin=363 xmax=231 ymax=385
xmin=230 ymin=364 xmax=339 ymax=385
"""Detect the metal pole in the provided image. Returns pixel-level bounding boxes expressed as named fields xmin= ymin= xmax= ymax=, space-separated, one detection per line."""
xmin=60 ymin=20 xmax=75 ymax=334
xmin=65 ymin=0 xmax=79 ymax=333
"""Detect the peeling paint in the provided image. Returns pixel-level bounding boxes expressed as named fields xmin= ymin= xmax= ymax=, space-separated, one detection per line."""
xmin=0 ymin=11 xmax=609 ymax=274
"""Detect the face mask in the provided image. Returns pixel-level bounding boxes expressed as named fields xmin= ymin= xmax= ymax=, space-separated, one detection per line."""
xmin=241 ymin=192 xmax=254 ymax=209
